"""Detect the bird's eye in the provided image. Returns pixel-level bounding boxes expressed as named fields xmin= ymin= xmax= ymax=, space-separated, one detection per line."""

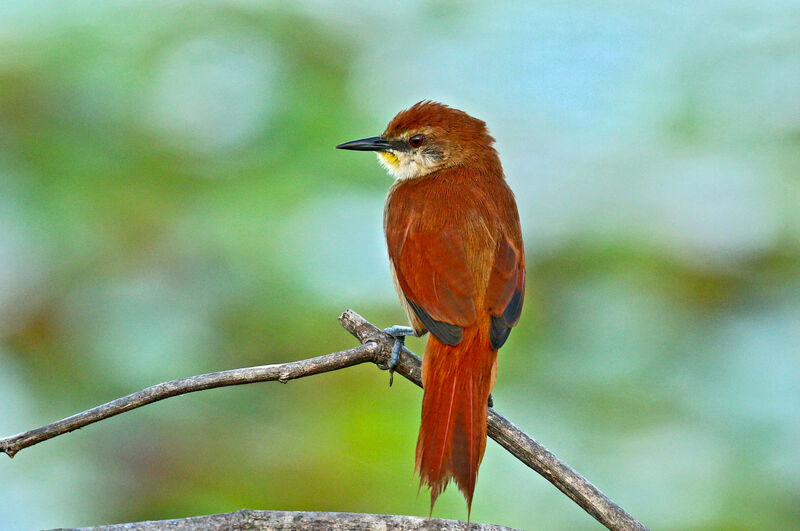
xmin=409 ymin=134 xmax=426 ymax=148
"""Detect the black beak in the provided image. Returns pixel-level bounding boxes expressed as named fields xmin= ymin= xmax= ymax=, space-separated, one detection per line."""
xmin=336 ymin=136 xmax=393 ymax=152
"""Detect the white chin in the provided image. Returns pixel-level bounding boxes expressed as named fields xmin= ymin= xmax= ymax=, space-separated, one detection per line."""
xmin=376 ymin=152 xmax=434 ymax=180
xmin=385 ymin=162 xmax=425 ymax=181
xmin=376 ymin=153 xmax=399 ymax=177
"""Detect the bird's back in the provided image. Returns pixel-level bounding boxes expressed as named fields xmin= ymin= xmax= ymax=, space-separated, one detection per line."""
xmin=384 ymin=165 xmax=523 ymax=320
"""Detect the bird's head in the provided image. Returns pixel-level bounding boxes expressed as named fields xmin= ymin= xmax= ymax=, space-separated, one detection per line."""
xmin=336 ymin=100 xmax=497 ymax=181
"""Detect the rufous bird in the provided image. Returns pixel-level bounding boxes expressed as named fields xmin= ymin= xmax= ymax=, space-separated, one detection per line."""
xmin=337 ymin=101 xmax=525 ymax=515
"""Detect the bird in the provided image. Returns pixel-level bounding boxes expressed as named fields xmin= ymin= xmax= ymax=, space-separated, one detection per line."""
xmin=336 ymin=101 xmax=525 ymax=516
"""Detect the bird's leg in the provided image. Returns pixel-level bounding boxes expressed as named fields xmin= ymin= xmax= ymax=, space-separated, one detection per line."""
xmin=383 ymin=325 xmax=416 ymax=386
xmin=488 ymin=394 xmax=494 ymax=408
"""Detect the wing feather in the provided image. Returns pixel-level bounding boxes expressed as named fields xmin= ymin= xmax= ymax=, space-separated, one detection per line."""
xmin=385 ymin=173 xmax=525 ymax=349
xmin=392 ymin=227 xmax=478 ymax=341
xmin=487 ymin=237 xmax=525 ymax=349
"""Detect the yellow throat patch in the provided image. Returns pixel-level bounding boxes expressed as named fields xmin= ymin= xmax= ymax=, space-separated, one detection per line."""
xmin=378 ymin=151 xmax=400 ymax=169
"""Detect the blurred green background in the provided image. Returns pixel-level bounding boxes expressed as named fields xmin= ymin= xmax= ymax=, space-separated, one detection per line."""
xmin=1 ymin=1 xmax=798 ymax=529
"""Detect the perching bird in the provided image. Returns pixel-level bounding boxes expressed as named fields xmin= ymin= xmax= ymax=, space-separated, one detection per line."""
xmin=337 ymin=101 xmax=525 ymax=515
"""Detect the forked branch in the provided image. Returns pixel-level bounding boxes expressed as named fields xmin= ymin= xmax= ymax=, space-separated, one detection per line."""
xmin=0 ymin=309 xmax=647 ymax=531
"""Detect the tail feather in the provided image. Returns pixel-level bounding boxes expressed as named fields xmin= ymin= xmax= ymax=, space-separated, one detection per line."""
xmin=415 ymin=325 xmax=497 ymax=514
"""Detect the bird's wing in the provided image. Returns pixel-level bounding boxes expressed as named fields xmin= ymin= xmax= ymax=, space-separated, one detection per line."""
xmin=389 ymin=224 xmax=478 ymax=346
xmin=485 ymin=235 xmax=525 ymax=349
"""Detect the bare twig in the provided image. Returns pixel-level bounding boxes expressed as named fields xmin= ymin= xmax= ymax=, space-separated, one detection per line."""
xmin=2 ymin=309 xmax=647 ymax=531
xmin=0 ymin=343 xmax=377 ymax=459
xmin=65 ymin=509 xmax=521 ymax=530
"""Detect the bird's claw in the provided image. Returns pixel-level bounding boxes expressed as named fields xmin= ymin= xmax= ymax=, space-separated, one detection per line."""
xmin=387 ymin=336 xmax=403 ymax=386
xmin=384 ymin=325 xmax=416 ymax=338
xmin=383 ymin=326 xmax=416 ymax=387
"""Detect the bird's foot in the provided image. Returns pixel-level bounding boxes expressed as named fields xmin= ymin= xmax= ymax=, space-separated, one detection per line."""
xmin=383 ymin=325 xmax=416 ymax=386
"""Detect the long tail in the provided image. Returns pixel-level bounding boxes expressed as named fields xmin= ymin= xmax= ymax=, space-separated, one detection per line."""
xmin=415 ymin=324 xmax=498 ymax=515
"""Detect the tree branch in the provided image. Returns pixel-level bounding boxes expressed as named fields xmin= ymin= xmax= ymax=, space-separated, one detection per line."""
xmin=68 ymin=509 xmax=521 ymax=530
xmin=0 ymin=342 xmax=378 ymax=459
xmin=339 ymin=310 xmax=647 ymax=531
xmin=1 ymin=309 xmax=647 ymax=531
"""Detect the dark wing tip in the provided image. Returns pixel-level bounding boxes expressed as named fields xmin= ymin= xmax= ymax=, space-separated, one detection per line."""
xmin=490 ymin=287 xmax=524 ymax=349
xmin=490 ymin=315 xmax=511 ymax=349
xmin=407 ymin=299 xmax=463 ymax=346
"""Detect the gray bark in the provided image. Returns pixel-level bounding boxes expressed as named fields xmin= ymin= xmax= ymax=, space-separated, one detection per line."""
xmin=58 ymin=509 xmax=520 ymax=530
